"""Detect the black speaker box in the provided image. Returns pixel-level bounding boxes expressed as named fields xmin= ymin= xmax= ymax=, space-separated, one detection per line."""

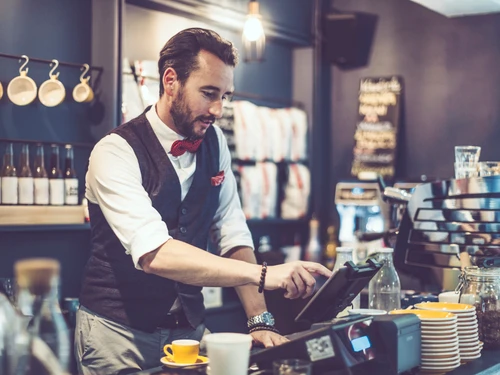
xmin=323 ymin=12 xmax=378 ymax=69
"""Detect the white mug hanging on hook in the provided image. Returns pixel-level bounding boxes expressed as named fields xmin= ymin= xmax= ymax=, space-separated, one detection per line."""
xmin=38 ymin=59 xmax=66 ymax=107
xmin=7 ymin=55 xmax=37 ymax=106
xmin=72 ymin=64 xmax=94 ymax=103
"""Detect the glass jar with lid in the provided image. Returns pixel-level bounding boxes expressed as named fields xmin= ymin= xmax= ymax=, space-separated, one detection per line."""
xmin=459 ymin=266 xmax=500 ymax=348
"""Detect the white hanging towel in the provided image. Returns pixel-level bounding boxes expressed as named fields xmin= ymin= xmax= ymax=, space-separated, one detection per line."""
xmin=233 ymin=101 xmax=258 ymax=161
xmin=258 ymin=162 xmax=278 ymax=218
xmin=288 ymin=107 xmax=309 ymax=161
xmin=281 ymin=163 xmax=311 ymax=219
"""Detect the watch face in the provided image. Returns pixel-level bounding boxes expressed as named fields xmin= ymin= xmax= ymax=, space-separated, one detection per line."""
xmin=263 ymin=312 xmax=275 ymax=325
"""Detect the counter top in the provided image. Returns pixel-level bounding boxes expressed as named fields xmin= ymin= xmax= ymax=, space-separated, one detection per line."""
xmin=130 ymin=349 xmax=500 ymax=375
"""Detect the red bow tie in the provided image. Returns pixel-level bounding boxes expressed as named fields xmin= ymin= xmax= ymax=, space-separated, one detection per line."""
xmin=170 ymin=139 xmax=203 ymax=157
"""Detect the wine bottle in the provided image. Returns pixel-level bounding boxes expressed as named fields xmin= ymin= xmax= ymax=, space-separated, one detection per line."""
xmin=33 ymin=144 xmax=49 ymax=205
xmin=49 ymin=145 xmax=64 ymax=206
xmin=18 ymin=144 xmax=34 ymax=205
xmin=323 ymin=225 xmax=339 ymax=270
xmin=63 ymin=145 xmax=78 ymax=205
xmin=304 ymin=216 xmax=322 ymax=263
xmin=1 ymin=143 xmax=18 ymax=205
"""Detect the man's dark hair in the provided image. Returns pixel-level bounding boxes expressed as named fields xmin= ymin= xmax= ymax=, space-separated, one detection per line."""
xmin=158 ymin=28 xmax=238 ymax=96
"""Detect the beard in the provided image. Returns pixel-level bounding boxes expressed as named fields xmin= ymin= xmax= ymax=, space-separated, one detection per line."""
xmin=170 ymin=88 xmax=214 ymax=140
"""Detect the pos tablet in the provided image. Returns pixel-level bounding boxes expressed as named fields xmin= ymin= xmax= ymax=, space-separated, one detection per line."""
xmin=294 ymin=258 xmax=382 ymax=325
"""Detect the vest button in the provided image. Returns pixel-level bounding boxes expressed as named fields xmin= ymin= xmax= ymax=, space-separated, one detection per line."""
xmin=181 ymin=208 xmax=187 ymax=215
xmin=179 ymin=226 xmax=187 ymax=234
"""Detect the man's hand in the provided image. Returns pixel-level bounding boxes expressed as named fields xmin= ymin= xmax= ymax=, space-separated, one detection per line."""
xmin=250 ymin=330 xmax=289 ymax=348
xmin=265 ymin=261 xmax=332 ymax=299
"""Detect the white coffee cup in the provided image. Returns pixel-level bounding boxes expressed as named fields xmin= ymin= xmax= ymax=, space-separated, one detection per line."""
xmin=438 ymin=291 xmax=460 ymax=303
xmin=38 ymin=59 xmax=66 ymax=107
xmin=204 ymin=333 xmax=252 ymax=375
xmin=7 ymin=71 xmax=37 ymax=106
xmin=72 ymin=64 xmax=94 ymax=103
xmin=72 ymin=78 xmax=94 ymax=103
xmin=39 ymin=76 xmax=65 ymax=107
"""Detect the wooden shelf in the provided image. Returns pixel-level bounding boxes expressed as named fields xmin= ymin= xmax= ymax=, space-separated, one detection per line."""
xmin=0 ymin=223 xmax=90 ymax=232
xmin=0 ymin=205 xmax=85 ymax=226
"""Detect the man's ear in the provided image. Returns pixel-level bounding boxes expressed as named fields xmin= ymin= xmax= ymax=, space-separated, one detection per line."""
xmin=163 ymin=67 xmax=177 ymax=96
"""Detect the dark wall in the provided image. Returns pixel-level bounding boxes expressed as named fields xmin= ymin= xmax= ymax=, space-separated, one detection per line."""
xmin=198 ymin=0 xmax=313 ymax=40
xmin=0 ymin=0 xmax=93 ymax=297
xmin=329 ymin=0 xmax=500 ymax=193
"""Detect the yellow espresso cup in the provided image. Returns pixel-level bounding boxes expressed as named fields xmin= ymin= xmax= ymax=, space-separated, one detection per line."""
xmin=163 ymin=339 xmax=199 ymax=364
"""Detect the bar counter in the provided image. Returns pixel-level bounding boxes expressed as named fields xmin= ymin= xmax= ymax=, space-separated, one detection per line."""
xmin=130 ymin=348 xmax=500 ymax=375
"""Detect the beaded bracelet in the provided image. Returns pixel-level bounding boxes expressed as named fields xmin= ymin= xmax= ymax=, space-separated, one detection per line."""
xmin=258 ymin=262 xmax=268 ymax=293
xmin=249 ymin=325 xmax=280 ymax=335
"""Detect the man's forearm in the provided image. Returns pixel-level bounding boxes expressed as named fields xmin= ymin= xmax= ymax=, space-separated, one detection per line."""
xmin=140 ymin=239 xmax=260 ymax=287
xmin=227 ymin=246 xmax=268 ymax=318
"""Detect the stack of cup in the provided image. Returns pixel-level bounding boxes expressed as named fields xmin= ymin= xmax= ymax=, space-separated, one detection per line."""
xmin=415 ymin=302 xmax=482 ymax=363
xmin=454 ymin=146 xmax=481 ymax=179
xmin=390 ymin=309 xmax=461 ymax=373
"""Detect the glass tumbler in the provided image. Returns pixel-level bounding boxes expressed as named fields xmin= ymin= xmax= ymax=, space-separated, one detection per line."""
xmin=478 ymin=161 xmax=500 ymax=177
xmin=455 ymin=146 xmax=481 ymax=163
xmin=455 ymin=162 xmax=479 ymax=179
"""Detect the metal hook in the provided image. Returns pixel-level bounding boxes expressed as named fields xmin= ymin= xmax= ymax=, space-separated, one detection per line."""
xmin=80 ymin=64 xmax=90 ymax=82
xmin=19 ymin=55 xmax=29 ymax=74
xmin=49 ymin=59 xmax=60 ymax=79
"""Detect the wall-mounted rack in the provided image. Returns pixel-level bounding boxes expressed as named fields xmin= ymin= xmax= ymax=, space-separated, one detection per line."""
xmin=0 ymin=52 xmax=103 ymax=73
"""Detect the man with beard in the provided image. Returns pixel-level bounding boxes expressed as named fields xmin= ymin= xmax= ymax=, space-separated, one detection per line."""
xmin=76 ymin=28 xmax=331 ymax=375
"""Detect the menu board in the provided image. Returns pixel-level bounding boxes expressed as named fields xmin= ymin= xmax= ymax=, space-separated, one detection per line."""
xmin=351 ymin=76 xmax=403 ymax=178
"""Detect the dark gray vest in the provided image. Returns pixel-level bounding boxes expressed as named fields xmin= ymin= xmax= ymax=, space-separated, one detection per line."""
xmin=80 ymin=110 xmax=221 ymax=333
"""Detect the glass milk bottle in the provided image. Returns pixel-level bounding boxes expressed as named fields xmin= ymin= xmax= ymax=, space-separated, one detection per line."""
xmin=333 ymin=247 xmax=360 ymax=311
xmin=368 ymin=248 xmax=401 ymax=312
xmin=15 ymin=258 xmax=70 ymax=375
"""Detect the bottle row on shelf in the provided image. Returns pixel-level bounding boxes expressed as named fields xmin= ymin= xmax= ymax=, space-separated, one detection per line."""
xmin=0 ymin=143 xmax=79 ymax=206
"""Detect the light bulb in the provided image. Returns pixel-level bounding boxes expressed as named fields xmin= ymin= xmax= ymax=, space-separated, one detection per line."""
xmin=243 ymin=16 xmax=264 ymax=42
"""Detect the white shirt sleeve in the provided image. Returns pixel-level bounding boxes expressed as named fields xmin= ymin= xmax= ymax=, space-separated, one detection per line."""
xmin=85 ymin=134 xmax=172 ymax=269
xmin=210 ymin=126 xmax=255 ymax=256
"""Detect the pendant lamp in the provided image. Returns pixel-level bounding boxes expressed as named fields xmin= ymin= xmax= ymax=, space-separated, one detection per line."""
xmin=242 ymin=0 xmax=266 ymax=62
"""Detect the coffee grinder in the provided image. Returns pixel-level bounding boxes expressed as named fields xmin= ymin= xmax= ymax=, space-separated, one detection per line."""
xmin=335 ymin=180 xmax=390 ymax=264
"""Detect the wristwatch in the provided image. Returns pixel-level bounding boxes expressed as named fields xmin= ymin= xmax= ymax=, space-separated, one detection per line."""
xmin=247 ymin=311 xmax=275 ymax=328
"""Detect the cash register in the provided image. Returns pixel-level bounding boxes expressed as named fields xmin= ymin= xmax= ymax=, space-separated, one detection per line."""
xmin=250 ymin=260 xmax=421 ymax=375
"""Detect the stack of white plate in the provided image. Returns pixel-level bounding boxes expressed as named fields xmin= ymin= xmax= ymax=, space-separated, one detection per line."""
xmin=390 ymin=309 xmax=461 ymax=373
xmin=415 ymin=302 xmax=482 ymax=363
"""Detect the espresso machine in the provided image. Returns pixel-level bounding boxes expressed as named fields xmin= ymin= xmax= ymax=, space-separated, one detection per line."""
xmin=387 ymin=175 xmax=500 ymax=291
xmin=335 ymin=180 xmax=390 ymax=264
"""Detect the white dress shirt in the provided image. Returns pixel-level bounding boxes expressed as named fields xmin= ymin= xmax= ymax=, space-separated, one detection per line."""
xmin=86 ymin=104 xmax=254 ymax=270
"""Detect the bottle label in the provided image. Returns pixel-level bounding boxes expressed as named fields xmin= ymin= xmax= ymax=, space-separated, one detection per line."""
xmin=34 ymin=178 xmax=50 ymax=205
xmin=49 ymin=179 xmax=65 ymax=205
xmin=18 ymin=177 xmax=34 ymax=205
xmin=64 ymin=178 xmax=79 ymax=205
xmin=1 ymin=177 xmax=18 ymax=204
